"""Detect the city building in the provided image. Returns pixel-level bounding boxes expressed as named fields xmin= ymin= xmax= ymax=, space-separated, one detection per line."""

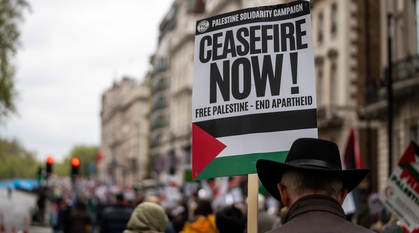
xmin=361 ymin=0 xmax=419 ymax=191
xmin=98 ymin=77 xmax=150 ymax=186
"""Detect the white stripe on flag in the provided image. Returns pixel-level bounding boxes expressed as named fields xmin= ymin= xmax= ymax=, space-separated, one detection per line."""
xmin=216 ymin=128 xmax=318 ymax=158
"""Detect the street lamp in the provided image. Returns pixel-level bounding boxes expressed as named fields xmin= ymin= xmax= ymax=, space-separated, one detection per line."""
xmin=386 ymin=12 xmax=393 ymax=176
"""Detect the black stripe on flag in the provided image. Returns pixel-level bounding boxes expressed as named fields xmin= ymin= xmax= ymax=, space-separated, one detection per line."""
xmin=194 ymin=109 xmax=317 ymax=138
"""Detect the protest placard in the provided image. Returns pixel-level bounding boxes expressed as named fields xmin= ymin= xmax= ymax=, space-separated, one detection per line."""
xmin=192 ymin=1 xmax=317 ymax=180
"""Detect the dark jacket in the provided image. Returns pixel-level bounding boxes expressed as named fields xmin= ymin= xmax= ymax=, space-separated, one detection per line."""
xmin=268 ymin=195 xmax=374 ymax=233
xmin=100 ymin=204 xmax=133 ymax=233
xmin=69 ymin=208 xmax=91 ymax=233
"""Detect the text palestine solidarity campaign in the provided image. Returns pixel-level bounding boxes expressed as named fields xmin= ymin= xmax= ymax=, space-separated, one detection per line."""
xmin=212 ymin=3 xmax=304 ymax=27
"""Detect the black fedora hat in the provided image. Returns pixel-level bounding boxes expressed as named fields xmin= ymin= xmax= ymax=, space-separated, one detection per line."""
xmin=256 ymin=138 xmax=369 ymax=203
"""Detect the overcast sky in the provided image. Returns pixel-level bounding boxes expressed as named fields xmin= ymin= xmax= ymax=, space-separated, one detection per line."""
xmin=0 ymin=0 xmax=173 ymax=162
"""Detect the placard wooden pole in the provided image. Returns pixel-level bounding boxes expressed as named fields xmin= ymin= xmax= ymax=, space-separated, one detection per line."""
xmin=247 ymin=173 xmax=258 ymax=233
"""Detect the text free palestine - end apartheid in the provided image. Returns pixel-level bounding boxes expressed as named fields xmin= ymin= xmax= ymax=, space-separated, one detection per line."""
xmin=195 ymin=95 xmax=313 ymax=118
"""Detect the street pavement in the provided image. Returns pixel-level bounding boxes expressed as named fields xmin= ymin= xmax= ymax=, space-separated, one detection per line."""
xmin=0 ymin=188 xmax=50 ymax=233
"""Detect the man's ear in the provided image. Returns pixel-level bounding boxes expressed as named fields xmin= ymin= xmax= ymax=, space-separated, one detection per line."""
xmin=277 ymin=183 xmax=290 ymax=207
xmin=337 ymin=188 xmax=349 ymax=205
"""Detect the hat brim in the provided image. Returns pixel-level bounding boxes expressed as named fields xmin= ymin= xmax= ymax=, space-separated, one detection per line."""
xmin=256 ymin=159 xmax=369 ymax=203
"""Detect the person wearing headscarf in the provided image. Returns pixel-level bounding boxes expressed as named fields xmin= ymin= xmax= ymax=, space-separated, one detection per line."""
xmin=180 ymin=199 xmax=217 ymax=233
xmin=123 ymin=201 xmax=169 ymax=233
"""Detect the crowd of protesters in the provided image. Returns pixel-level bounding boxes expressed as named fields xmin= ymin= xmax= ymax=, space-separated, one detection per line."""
xmin=30 ymin=175 xmax=416 ymax=233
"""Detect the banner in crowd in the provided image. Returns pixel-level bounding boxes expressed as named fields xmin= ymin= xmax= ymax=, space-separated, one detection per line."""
xmin=379 ymin=141 xmax=419 ymax=232
xmin=192 ymin=1 xmax=317 ymax=180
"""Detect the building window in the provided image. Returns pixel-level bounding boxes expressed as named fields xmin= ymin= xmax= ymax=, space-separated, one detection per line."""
xmin=155 ymin=58 xmax=168 ymax=73
xmin=318 ymin=12 xmax=324 ymax=43
xmin=410 ymin=124 xmax=419 ymax=143
xmin=330 ymin=63 xmax=337 ymax=115
xmin=187 ymin=0 xmax=205 ymax=13
xmin=317 ymin=69 xmax=324 ymax=106
xmin=331 ymin=3 xmax=337 ymax=34
xmin=415 ymin=0 xmax=419 ymax=53
xmin=184 ymin=145 xmax=191 ymax=165
xmin=152 ymin=95 xmax=167 ymax=110
xmin=151 ymin=133 xmax=161 ymax=146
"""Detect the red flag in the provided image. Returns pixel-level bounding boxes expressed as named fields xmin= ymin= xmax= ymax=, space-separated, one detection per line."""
xmin=343 ymin=128 xmax=364 ymax=169
xmin=96 ymin=151 xmax=104 ymax=164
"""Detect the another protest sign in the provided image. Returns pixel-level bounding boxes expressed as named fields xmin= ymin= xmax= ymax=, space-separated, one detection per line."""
xmin=379 ymin=141 xmax=419 ymax=232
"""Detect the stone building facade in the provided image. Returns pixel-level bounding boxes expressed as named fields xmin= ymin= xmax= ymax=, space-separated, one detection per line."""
xmin=98 ymin=77 xmax=150 ymax=186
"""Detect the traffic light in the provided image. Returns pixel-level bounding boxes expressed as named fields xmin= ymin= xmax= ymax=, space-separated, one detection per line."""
xmin=71 ymin=156 xmax=80 ymax=175
xmin=46 ymin=155 xmax=54 ymax=173
xmin=37 ymin=167 xmax=43 ymax=181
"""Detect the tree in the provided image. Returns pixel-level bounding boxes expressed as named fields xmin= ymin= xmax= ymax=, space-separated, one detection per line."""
xmin=0 ymin=138 xmax=40 ymax=179
xmin=0 ymin=0 xmax=30 ymax=122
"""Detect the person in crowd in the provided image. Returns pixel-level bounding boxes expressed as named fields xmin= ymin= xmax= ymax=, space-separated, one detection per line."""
xmin=258 ymin=194 xmax=280 ymax=233
xmin=7 ymin=185 xmax=12 ymax=199
xmin=87 ymin=194 xmax=100 ymax=233
xmin=35 ymin=186 xmax=47 ymax=223
xmin=256 ymin=138 xmax=374 ymax=233
xmin=123 ymin=201 xmax=169 ymax=233
xmin=69 ymin=200 xmax=91 ymax=233
xmin=100 ymin=193 xmax=133 ymax=233
xmin=58 ymin=196 xmax=72 ymax=233
xmin=50 ymin=197 xmax=70 ymax=233
xmin=181 ymin=199 xmax=217 ymax=233
xmin=215 ymin=205 xmax=246 ymax=233
xmin=165 ymin=204 xmax=186 ymax=233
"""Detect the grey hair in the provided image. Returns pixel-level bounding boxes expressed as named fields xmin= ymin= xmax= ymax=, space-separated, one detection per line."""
xmin=280 ymin=168 xmax=343 ymax=199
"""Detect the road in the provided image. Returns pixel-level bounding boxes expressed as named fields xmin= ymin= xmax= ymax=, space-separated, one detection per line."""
xmin=0 ymin=188 xmax=50 ymax=233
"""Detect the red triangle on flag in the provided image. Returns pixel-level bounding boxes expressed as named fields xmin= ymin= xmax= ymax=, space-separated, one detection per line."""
xmin=192 ymin=124 xmax=226 ymax=180
xmin=398 ymin=141 xmax=419 ymax=165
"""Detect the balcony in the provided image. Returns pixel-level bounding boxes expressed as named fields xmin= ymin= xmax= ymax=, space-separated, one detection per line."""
xmin=154 ymin=58 xmax=169 ymax=73
xmin=152 ymin=78 xmax=168 ymax=94
xmin=152 ymin=97 xmax=167 ymax=111
xmin=362 ymin=54 xmax=419 ymax=118
xmin=317 ymin=104 xmax=344 ymax=128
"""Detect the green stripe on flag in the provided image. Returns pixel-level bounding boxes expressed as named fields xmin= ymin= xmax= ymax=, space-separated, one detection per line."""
xmin=194 ymin=151 xmax=288 ymax=180
xmin=400 ymin=164 xmax=419 ymax=179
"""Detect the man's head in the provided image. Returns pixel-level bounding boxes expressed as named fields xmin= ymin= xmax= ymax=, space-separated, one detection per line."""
xmin=256 ymin=138 xmax=369 ymax=206
xmin=115 ymin=193 xmax=124 ymax=204
xmin=216 ymin=205 xmax=246 ymax=233
xmin=277 ymin=168 xmax=347 ymax=207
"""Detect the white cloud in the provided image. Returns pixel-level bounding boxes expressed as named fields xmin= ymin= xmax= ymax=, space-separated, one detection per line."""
xmin=0 ymin=0 xmax=173 ymax=162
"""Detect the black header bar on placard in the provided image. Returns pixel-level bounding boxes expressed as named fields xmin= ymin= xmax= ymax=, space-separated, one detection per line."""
xmin=194 ymin=108 xmax=317 ymax=138
xmin=195 ymin=1 xmax=310 ymax=35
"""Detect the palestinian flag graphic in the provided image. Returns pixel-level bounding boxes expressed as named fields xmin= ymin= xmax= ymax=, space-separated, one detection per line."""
xmin=192 ymin=109 xmax=318 ymax=180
